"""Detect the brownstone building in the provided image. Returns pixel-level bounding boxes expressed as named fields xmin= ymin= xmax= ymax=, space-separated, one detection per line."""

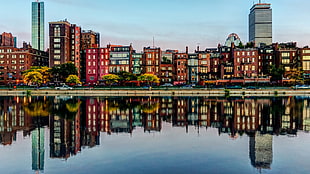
xmin=298 ymin=47 xmax=310 ymax=82
xmin=143 ymin=47 xmax=161 ymax=76
xmin=233 ymin=48 xmax=259 ymax=78
xmin=173 ymin=53 xmax=188 ymax=85
xmin=274 ymin=42 xmax=298 ymax=78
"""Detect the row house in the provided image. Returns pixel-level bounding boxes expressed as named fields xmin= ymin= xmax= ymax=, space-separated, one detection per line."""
xmin=173 ymin=53 xmax=188 ymax=85
xmin=143 ymin=47 xmax=161 ymax=76
xmin=160 ymin=50 xmax=177 ymax=84
xmin=108 ymin=44 xmax=133 ymax=74
xmin=274 ymin=42 xmax=298 ymax=77
xmin=258 ymin=46 xmax=274 ymax=75
xmin=187 ymin=53 xmax=199 ymax=84
xmin=80 ymin=30 xmax=100 ymax=81
xmin=132 ymin=53 xmax=143 ymax=75
xmin=198 ymin=52 xmax=210 ymax=82
xmin=233 ymin=48 xmax=259 ymax=78
xmin=86 ymin=48 xmax=109 ymax=84
xmin=298 ymin=47 xmax=310 ymax=82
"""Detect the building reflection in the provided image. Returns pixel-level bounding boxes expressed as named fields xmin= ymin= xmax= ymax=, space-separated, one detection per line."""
xmin=49 ymin=96 xmax=81 ymax=159
xmin=1 ymin=96 xmax=310 ymax=171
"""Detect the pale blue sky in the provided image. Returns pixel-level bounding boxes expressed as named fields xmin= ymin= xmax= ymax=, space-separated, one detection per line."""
xmin=1 ymin=0 xmax=310 ymax=52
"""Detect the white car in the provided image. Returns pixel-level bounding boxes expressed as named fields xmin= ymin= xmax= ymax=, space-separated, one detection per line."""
xmin=55 ymin=85 xmax=73 ymax=90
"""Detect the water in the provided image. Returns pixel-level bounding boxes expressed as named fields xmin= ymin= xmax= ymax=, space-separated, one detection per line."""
xmin=0 ymin=96 xmax=309 ymax=174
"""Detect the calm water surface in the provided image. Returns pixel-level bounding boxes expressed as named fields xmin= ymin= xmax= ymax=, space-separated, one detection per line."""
xmin=0 ymin=96 xmax=309 ymax=174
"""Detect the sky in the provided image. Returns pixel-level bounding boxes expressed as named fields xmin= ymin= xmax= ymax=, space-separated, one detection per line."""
xmin=1 ymin=0 xmax=310 ymax=52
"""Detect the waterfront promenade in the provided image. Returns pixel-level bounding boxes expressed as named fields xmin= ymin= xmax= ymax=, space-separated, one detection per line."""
xmin=1 ymin=88 xmax=310 ymax=97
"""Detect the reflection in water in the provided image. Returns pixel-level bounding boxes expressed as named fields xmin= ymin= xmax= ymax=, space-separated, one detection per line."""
xmin=0 ymin=96 xmax=310 ymax=173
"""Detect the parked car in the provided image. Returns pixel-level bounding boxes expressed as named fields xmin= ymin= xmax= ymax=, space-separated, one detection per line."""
xmin=226 ymin=85 xmax=242 ymax=89
xmin=246 ymin=86 xmax=260 ymax=89
xmin=293 ymin=85 xmax=310 ymax=89
xmin=55 ymin=85 xmax=73 ymax=90
xmin=161 ymin=83 xmax=174 ymax=87
xmin=181 ymin=85 xmax=193 ymax=89
xmin=39 ymin=86 xmax=51 ymax=90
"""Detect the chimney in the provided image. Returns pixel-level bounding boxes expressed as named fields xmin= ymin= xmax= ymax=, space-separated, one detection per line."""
xmin=186 ymin=46 xmax=188 ymax=54
xmin=197 ymin=45 xmax=200 ymax=52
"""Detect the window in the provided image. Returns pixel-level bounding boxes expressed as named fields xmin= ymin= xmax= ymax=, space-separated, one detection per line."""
xmin=54 ymin=38 xmax=60 ymax=42
xmin=54 ymin=44 xmax=60 ymax=48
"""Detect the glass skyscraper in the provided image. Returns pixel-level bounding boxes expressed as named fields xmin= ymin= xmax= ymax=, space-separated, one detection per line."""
xmin=32 ymin=1 xmax=44 ymax=51
xmin=249 ymin=3 xmax=272 ymax=47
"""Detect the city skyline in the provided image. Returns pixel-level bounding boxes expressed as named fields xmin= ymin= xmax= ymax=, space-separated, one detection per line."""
xmin=1 ymin=0 xmax=310 ymax=52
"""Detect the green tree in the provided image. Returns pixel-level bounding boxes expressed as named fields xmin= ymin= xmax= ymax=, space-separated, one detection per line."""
xmin=269 ymin=65 xmax=284 ymax=81
xmin=66 ymin=75 xmax=81 ymax=85
xmin=23 ymin=71 xmax=43 ymax=85
xmin=116 ymin=71 xmax=136 ymax=85
xmin=51 ymin=62 xmax=78 ymax=82
xmin=102 ymin=74 xmax=120 ymax=86
xmin=137 ymin=74 xmax=160 ymax=86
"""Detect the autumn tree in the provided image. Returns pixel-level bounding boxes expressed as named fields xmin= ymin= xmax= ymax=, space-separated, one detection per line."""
xmin=137 ymin=74 xmax=160 ymax=86
xmin=66 ymin=75 xmax=81 ymax=85
xmin=102 ymin=74 xmax=120 ymax=86
xmin=23 ymin=71 xmax=43 ymax=86
xmin=22 ymin=66 xmax=52 ymax=85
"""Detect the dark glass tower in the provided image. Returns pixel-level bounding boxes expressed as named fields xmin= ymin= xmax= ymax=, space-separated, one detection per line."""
xmin=32 ymin=1 xmax=44 ymax=51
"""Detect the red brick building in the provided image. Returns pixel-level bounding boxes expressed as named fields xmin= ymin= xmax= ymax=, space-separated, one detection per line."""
xmin=173 ymin=53 xmax=188 ymax=85
xmin=0 ymin=43 xmax=48 ymax=85
xmin=143 ymin=47 xmax=161 ymax=76
xmin=233 ymin=48 xmax=259 ymax=78
xmin=85 ymin=47 xmax=109 ymax=84
xmin=0 ymin=32 xmax=15 ymax=47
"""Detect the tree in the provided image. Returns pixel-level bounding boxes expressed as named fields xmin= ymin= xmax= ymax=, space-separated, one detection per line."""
xmin=137 ymin=74 xmax=160 ymax=86
xmin=269 ymin=65 xmax=284 ymax=81
xmin=66 ymin=74 xmax=81 ymax=85
xmin=22 ymin=66 xmax=52 ymax=84
xmin=102 ymin=74 xmax=120 ymax=86
xmin=286 ymin=68 xmax=304 ymax=85
xmin=116 ymin=71 xmax=136 ymax=85
xmin=51 ymin=62 xmax=78 ymax=82
xmin=23 ymin=71 xmax=43 ymax=85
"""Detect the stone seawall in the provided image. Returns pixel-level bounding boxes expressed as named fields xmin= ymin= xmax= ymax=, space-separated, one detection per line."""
xmin=0 ymin=89 xmax=310 ymax=97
